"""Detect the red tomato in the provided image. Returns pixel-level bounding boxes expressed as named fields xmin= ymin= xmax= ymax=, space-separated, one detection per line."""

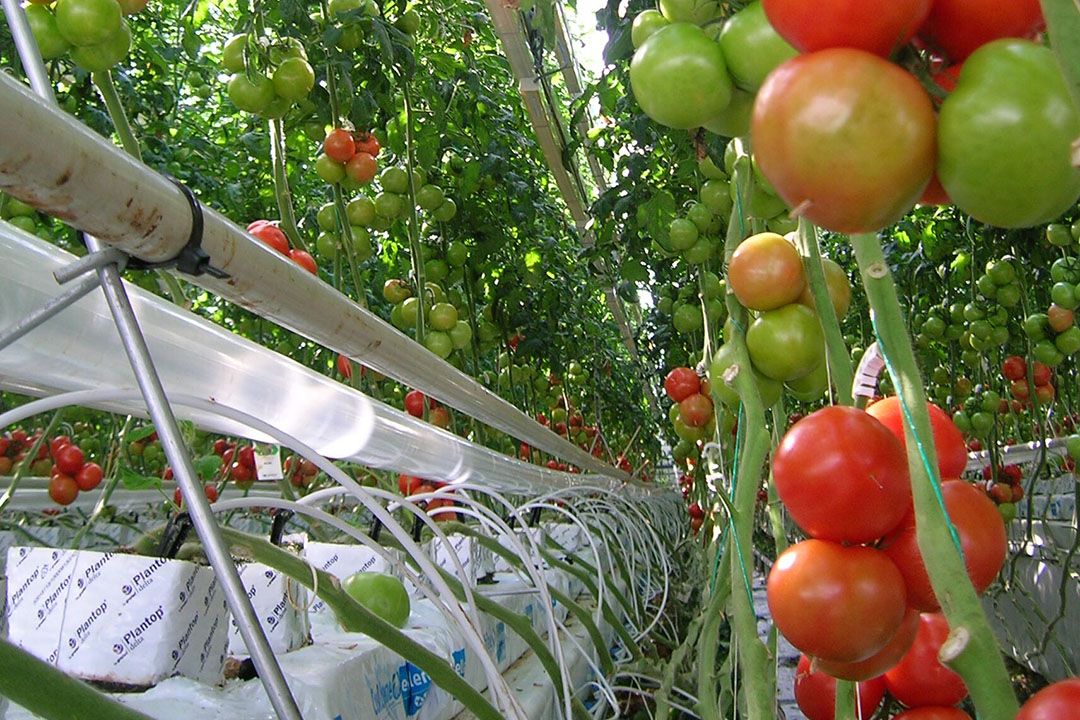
xmin=249 ymin=221 xmax=290 ymax=255
xmin=752 ymin=49 xmax=936 ymax=234
xmin=664 ymin=367 xmax=700 ymax=403
xmin=767 ymin=540 xmax=908 ymax=663
xmin=323 ymin=128 xmax=356 ymax=163
xmin=816 ymin=606 xmax=919 ymax=681
xmin=1002 ymin=355 xmax=1027 ymax=381
xmin=289 ymin=248 xmax=317 ymax=274
xmin=772 ymin=406 xmax=912 ymax=543
xmin=794 ymin=654 xmax=887 ymax=720
xmin=1034 ymin=383 xmax=1055 ymax=405
xmin=1032 ymin=361 xmax=1052 ymax=387
xmin=884 ymin=613 xmax=968 ymax=707
xmin=230 ymin=462 xmax=254 ymax=484
xmin=48 ymin=474 xmax=78 ymax=505
xmin=49 ymin=435 xmax=71 ymax=459
xmin=174 ymin=483 xmax=219 ymax=506
xmin=919 ymin=174 xmax=952 ymax=206
xmin=918 ymin=0 xmax=1044 ymax=62
xmin=866 ymin=396 xmax=968 ymax=480
xmin=398 ymin=474 xmax=422 ymax=495
xmin=1016 ymin=677 xmax=1080 ymax=720
xmin=336 ymin=353 xmax=353 ymax=378
xmin=54 ymin=444 xmax=85 ymax=476
xmin=688 ymin=502 xmax=705 ymax=520
xmin=74 ymin=462 xmax=103 ymax=491
xmin=679 ymin=393 xmax=714 ymax=428
xmin=894 ymin=709 xmax=972 ymax=720
xmin=882 ymin=481 xmax=1006 ymax=611
xmin=354 ymin=132 xmax=380 ymax=157
xmin=404 ymin=390 xmax=433 ymax=417
xmin=237 ymin=446 xmax=256 ymax=469
xmin=345 ymin=152 xmax=377 ymax=184
xmin=213 ymin=439 xmax=229 ymax=456
xmin=929 ymin=63 xmax=963 ymax=95
xmin=428 ymin=406 xmax=451 ymax=429
xmin=763 ymin=0 xmax=931 ymax=57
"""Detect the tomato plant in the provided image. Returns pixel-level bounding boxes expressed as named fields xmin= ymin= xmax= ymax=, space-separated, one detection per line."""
xmin=717 ymin=2 xmax=798 ymax=93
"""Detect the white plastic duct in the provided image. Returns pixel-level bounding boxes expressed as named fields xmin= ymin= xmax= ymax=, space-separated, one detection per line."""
xmin=0 ymin=224 xmax=638 ymax=494
xmin=0 ymin=73 xmax=626 ymax=480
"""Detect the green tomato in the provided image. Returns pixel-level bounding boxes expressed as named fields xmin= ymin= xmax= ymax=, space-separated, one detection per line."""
xmin=1033 ymin=339 xmax=1065 ymax=367
xmin=703 ymin=87 xmax=755 ymax=138
xmin=699 ymin=179 xmax=734 ymax=217
xmin=1055 ymin=326 xmax=1080 ymax=356
xmin=449 ymin=320 xmax=472 ymax=350
xmin=1046 ymin=223 xmax=1073 ymax=247
xmin=1052 ymin=282 xmax=1079 ymax=310
xmin=227 ymin=73 xmax=275 ymax=114
xmin=346 ymin=196 xmax=376 ymax=226
xmin=686 ymin=202 xmax=715 ymax=232
xmin=316 ymin=203 xmax=338 ymax=232
xmin=374 ymin=192 xmax=404 ymax=218
xmin=938 ymin=40 xmax=1080 ymax=228
xmin=272 ymin=57 xmax=314 ymax=101
xmin=683 ymin=237 xmax=714 ymax=264
xmin=746 ymin=304 xmax=824 ymax=381
xmin=25 ymin=5 xmax=71 ymax=60
xmin=55 ymin=0 xmax=121 ymax=47
xmin=1023 ymin=313 xmax=1049 ymax=340
xmin=785 ymin=358 xmax=829 ymax=402
xmin=631 ymin=9 xmax=669 ymax=48
xmin=952 ymin=411 xmax=972 ymax=434
xmin=70 ymin=18 xmax=130 ymax=71
xmin=1066 ymin=435 xmax=1080 ymax=462
xmin=424 ymin=331 xmax=453 ymax=358
xmin=428 ymin=302 xmax=458 ymax=332
xmin=433 ymin=199 xmax=457 ymax=222
xmin=3 ymin=196 xmax=37 ymax=219
xmin=446 ymin=241 xmax=468 ymax=267
xmin=701 ymin=271 xmax=724 ymax=299
xmin=315 ymin=232 xmax=339 ymax=258
xmin=424 ymin=283 xmax=446 ymax=305
xmin=416 ymin=184 xmax=445 ymax=211
xmin=315 ymin=154 xmax=347 ymax=184
xmin=630 ymin=23 xmax=732 ymax=130
xmin=970 ymin=411 xmax=994 ymax=437
xmin=351 ymin=227 xmax=373 ymax=261
xmin=996 ymin=284 xmax=1021 ymax=308
xmin=380 ymin=166 xmax=409 ymax=194
xmin=329 ymin=0 xmax=361 ymax=15
xmin=400 ymin=297 xmax=420 ymax=326
xmin=709 ymin=343 xmax=781 ymax=409
xmin=395 ymin=8 xmax=420 ymax=34
xmin=717 ymin=1 xmax=797 ymax=93
xmin=1051 ymin=257 xmax=1080 ymax=283
xmin=7 ymin=216 xmax=38 ymax=234
xmin=424 ymin=258 xmax=449 ymax=283
xmin=668 ymin=218 xmax=699 ymax=251
xmin=672 ymin=303 xmax=704 ymax=334
xmin=658 ymin=0 xmax=720 ymax=24
xmin=221 ymin=34 xmax=248 ymax=73
xmin=672 ymin=415 xmax=705 ymax=442
xmin=341 ymin=572 xmax=410 ymax=628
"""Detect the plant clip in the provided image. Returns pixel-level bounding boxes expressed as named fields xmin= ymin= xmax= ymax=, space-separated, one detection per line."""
xmin=124 ymin=176 xmax=229 ymax=279
xmin=269 ymin=509 xmax=295 ymax=546
xmin=158 ymin=511 xmax=194 ymax=559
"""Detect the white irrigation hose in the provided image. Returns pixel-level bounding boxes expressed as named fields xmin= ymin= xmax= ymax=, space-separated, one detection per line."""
xmin=0 ymin=388 xmax=527 ymax=720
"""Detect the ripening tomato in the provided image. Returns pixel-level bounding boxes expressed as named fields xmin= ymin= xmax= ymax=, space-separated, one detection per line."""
xmin=797 ymin=256 xmax=852 ymax=320
xmin=404 ymin=390 xmax=432 ymax=417
xmin=746 ymin=304 xmax=824 ymax=382
xmin=884 ymin=613 xmax=968 ymax=708
xmin=894 ymin=709 xmax=972 ymax=720
xmin=248 ymin=221 xmax=290 ymax=255
xmin=728 ymin=232 xmax=805 ymax=311
xmin=630 ymin=23 xmax=733 ymax=130
xmin=397 ymin=474 xmax=422 ymax=495
xmin=938 ymin=40 xmax=1080 ymax=228
xmin=767 ymin=540 xmax=908 ymax=663
xmin=346 ymin=152 xmax=378 ymax=184
xmin=816 ymin=607 xmax=919 ymax=681
xmin=866 ymin=397 xmax=968 ymax=479
xmin=918 ymin=0 xmax=1044 ymax=62
xmin=794 ymin=654 xmax=887 ymax=720
xmin=1032 ymin=361 xmax=1052 ymax=387
xmin=881 ymin=480 xmax=1007 ymax=611
xmin=48 ymin=474 xmax=79 ymax=505
xmin=1015 ymin=677 xmax=1080 ymax=720
xmin=772 ymin=406 xmax=912 ymax=543
xmin=752 ymin=49 xmax=936 ymax=233
xmin=354 ymin=132 xmax=381 ymax=157
xmin=74 ymin=462 xmax=103 ymax=491
xmin=323 ymin=129 xmax=356 ymax=163
xmin=763 ymin=0 xmax=931 ymax=57
xmin=679 ymin=393 xmax=714 ymax=428
xmin=54 ymin=444 xmax=85 ymax=476
xmin=1002 ymin=355 xmax=1027 ymax=381
xmin=664 ymin=367 xmax=701 ymax=402
xmin=919 ymin=174 xmax=952 ymax=206
xmin=289 ymin=248 xmax=317 ymax=274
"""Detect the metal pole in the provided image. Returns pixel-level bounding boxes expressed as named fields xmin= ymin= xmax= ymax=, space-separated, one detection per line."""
xmin=0 ymin=273 xmax=100 ymax=352
xmin=0 ymin=4 xmax=304 ymax=718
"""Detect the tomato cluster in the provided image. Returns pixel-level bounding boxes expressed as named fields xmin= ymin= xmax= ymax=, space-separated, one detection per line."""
xmin=26 ymin=0 xmax=143 ymax=73
xmin=0 ymin=431 xmax=103 ymax=506
xmin=283 ymin=454 xmax=319 ymax=489
xmin=402 ymin=389 xmax=450 ymax=429
xmin=629 ymin=0 xmax=1079 ymax=232
xmin=247 ymin=220 xmax=319 ymax=275
xmin=222 ymin=33 xmax=315 ymax=119
xmin=210 ymin=439 xmax=261 ymax=489
xmin=396 ymin=474 xmax=458 ymax=522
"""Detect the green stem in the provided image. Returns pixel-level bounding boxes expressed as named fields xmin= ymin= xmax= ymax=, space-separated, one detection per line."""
xmin=268 ymin=118 xmax=306 ymax=252
xmin=1040 ymin=0 xmax=1080 ymax=113
xmin=219 ymin=528 xmax=504 ymax=720
xmin=849 ymin=232 xmax=1018 ymax=720
xmin=92 ymin=71 xmax=141 ymax=160
xmin=797 ymin=219 xmax=853 ymax=405
xmin=696 ymin=546 xmax=732 ymax=720
xmin=0 ymin=410 xmax=63 ymax=514
xmin=834 ymin=679 xmax=856 ymax=720
xmin=0 ymin=639 xmax=155 ymax=720
xmin=400 ymin=80 xmax=428 ymax=344
xmin=654 ymin=613 xmax=703 ymax=720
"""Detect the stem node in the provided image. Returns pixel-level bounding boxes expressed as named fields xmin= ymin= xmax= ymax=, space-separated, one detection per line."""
xmin=939 ymin=626 xmax=971 ymax=663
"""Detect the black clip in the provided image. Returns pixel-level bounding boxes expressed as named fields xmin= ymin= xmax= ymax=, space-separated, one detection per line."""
xmin=270 ymin=509 xmax=294 ymax=546
xmin=126 ymin=177 xmax=229 ymax=279
xmin=158 ymin=512 xmax=194 ymax=559
xmin=370 ymin=515 xmax=384 ymax=543
xmin=527 ymin=506 xmax=542 ymax=528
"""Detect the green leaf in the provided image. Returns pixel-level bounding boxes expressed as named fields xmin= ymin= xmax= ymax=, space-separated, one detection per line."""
xmin=118 ymin=466 xmax=161 ymax=492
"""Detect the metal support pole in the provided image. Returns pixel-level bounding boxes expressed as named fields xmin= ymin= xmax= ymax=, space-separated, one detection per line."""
xmin=0 ymin=273 xmax=100 ymax=352
xmin=1 ymin=4 xmax=304 ymax=718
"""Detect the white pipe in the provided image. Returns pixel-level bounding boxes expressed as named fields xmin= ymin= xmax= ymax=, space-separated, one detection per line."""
xmin=0 ymin=226 xmax=644 ymax=495
xmin=0 ymin=73 xmax=625 ymax=479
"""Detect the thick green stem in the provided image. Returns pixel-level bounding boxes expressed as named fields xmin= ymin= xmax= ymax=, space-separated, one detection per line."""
xmin=1040 ymin=0 xmax=1080 ymax=113
xmin=219 ymin=528 xmax=504 ymax=720
xmin=0 ymin=638 xmax=155 ymax=720
xmin=268 ymin=119 xmax=306 ymax=251
xmin=849 ymin=233 xmax=1018 ymax=720
xmin=796 ymin=219 xmax=853 ymax=405
xmin=834 ymin=679 xmax=856 ymax=720
xmin=654 ymin=613 xmax=702 ymax=720
xmin=696 ymin=546 xmax=732 ymax=720
xmin=400 ymin=81 xmax=428 ymax=344
xmin=92 ymin=71 xmax=141 ymax=160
